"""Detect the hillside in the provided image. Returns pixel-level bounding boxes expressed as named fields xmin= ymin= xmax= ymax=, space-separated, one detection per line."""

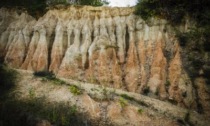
xmin=0 ymin=5 xmax=210 ymax=126
xmin=0 ymin=69 xmax=209 ymax=126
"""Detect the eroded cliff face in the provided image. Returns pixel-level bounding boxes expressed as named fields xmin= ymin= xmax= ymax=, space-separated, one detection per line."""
xmin=0 ymin=6 xmax=209 ymax=116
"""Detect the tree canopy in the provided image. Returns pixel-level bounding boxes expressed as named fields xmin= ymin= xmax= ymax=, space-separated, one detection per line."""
xmin=0 ymin=0 xmax=47 ymax=18
xmin=0 ymin=0 xmax=108 ymax=8
xmin=48 ymin=0 xmax=109 ymax=6
xmin=135 ymin=0 xmax=210 ymax=26
xmin=0 ymin=0 xmax=108 ymax=18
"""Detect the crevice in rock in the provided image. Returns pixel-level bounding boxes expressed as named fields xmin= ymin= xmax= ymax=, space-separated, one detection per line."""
xmin=120 ymin=26 xmax=130 ymax=91
xmin=22 ymin=32 xmax=33 ymax=65
xmin=69 ymin=32 xmax=75 ymax=47
xmin=47 ymin=30 xmax=55 ymax=71
xmin=24 ymin=31 xmax=33 ymax=57
xmin=62 ymin=29 xmax=68 ymax=56
xmin=135 ymin=56 xmax=142 ymax=93
xmin=125 ymin=25 xmax=129 ymax=59
xmin=80 ymin=32 xmax=83 ymax=45
xmin=84 ymin=52 xmax=89 ymax=70
xmin=91 ymin=31 xmax=94 ymax=44
xmin=121 ymin=64 xmax=128 ymax=91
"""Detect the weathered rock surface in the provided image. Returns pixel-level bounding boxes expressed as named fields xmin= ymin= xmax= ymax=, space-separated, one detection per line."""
xmin=0 ymin=6 xmax=209 ymax=118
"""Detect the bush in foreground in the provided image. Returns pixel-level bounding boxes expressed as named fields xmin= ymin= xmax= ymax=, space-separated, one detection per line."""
xmin=0 ymin=64 xmax=18 ymax=96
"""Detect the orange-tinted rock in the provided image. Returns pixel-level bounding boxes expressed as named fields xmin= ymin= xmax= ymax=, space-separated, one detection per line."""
xmin=148 ymin=32 xmax=167 ymax=99
xmin=31 ymin=26 xmax=49 ymax=71
xmin=49 ymin=21 xmax=67 ymax=73
xmin=125 ymin=40 xmax=139 ymax=92
xmin=21 ymin=31 xmax=39 ymax=70
xmin=1 ymin=7 xmax=209 ymax=115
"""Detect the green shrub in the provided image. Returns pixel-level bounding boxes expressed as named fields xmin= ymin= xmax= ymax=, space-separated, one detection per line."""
xmin=47 ymin=0 xmax=69 ymax=6
xmin=79 ymin=0 xmax=105 ymax=6
xmin=120 ymin=94 xmax=135 ymax=101
xmin=69 ymin=104 xmax=77 ymax=114
xmin=138 ymin=108 xmax=143 ymax=114
xmin=33 ymin=71 xmax=56 ymax=79
xmin=29 ymin=88 xmax=35 ymax=99
xmin=134 ymin=0 xmax=159 ymax=21
xmin=52 ymin=78 xmax=66 ymax=85
xmin=118 ymin=97 xmax=127 ymax=108
xmin=135 ymin=0 xmax=210 ymax=25
xmin=0 ymin=64 xmax=18 ymax=96
xmin=69 ymin=85 xmax=82 ymax=95
xmin=102 ymin=87 xmax=108 ymax=96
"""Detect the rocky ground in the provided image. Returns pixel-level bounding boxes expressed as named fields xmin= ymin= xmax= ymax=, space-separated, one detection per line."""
xmin=0 ymin=69 xmax=208 ymax=126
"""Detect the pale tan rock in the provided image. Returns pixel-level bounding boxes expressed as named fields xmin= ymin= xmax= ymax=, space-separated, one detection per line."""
xmin=0 ymin=6 xmax=208 ymax=115
xmin=30 ymin=26 xmax=49 ymax=71
xmin=49 ymin=20 xmax=67 ymax=73
xmin=125 ymin=39 xmax=139 ymax=92
xmin=4 ymin=30 xmax=26 ymax=68
xmin=21 ymin=31 xmax=39 ymax=70
xmin=168 ymin=44 xmax=186 ymax=106
xmin=125 ymin=14 xmax=140 ymax=92
xmin=2 ymin=12 xmax=35 ymax=67
xmin=148 ymin=32 xmax=167 ymax=99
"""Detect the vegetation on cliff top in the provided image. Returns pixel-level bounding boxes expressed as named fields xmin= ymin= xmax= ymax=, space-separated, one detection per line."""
xmin=135 ymin=0 xmax=210 ymax=25
xmin=135 ymin=0 xmax=210 ymax=81
xmin=0 ymin=0 xmax=108 ymax=18
xmin=0 ymin=0 xmax=47 ymax=18
xmin=134 ymin=0 xmax=210 ymax=51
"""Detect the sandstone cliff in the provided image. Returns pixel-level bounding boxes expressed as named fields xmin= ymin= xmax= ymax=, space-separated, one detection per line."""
xmin=0 ymin=6 xmax=209 ymax=118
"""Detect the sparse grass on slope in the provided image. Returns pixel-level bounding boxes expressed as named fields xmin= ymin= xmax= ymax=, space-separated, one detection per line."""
xmin=1 ymin=69 xmax=209 ymax=126
xmin=0 ymin=97 xmax=86 ymax=126
xmin=0 ymin=64 xmax=18 ymax=97
xmin=0 ymin=69 xmax=87 ymax=126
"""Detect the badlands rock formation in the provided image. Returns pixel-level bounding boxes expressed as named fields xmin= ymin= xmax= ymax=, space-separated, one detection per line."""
xmin=0 ymin=6 xmax=209 ymax=116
